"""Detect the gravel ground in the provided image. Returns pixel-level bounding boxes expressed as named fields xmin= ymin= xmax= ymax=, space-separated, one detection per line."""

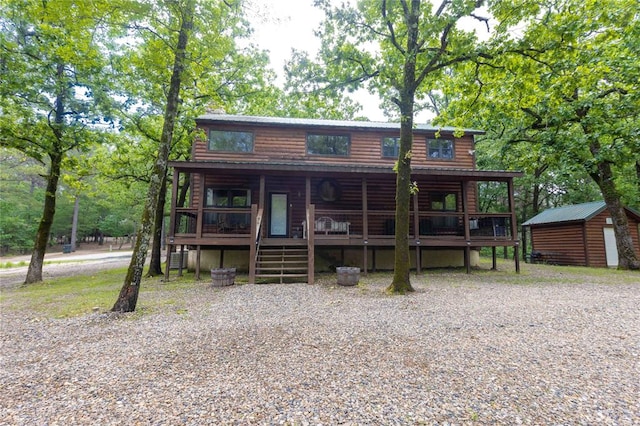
xmin=1 ymin=266 xmax=639 ymax=425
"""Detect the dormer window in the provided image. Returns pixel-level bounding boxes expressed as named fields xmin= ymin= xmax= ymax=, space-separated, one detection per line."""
xmin=427 ymin=138 xmax=454 ymax=160
xmin=306 ymin=134 xmax=350 ymax=156
xmin=208 ymin=130 xmax=254 ymax=152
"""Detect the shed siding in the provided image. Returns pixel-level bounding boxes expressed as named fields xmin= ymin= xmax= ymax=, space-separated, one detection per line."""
xmin=193 ymin=124 xmax=475 ymax=169
xmin=530 ymin=223 xmax=586 ymax=266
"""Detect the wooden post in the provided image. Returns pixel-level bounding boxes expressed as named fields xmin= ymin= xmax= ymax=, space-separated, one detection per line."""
xmin=362 ymin=178 xmax=368 ymax=275
xmin=196 ymin=172 xmax=205 ymax=239
xmin=413 ymin=191 xmax=421 ymax=274
xmin=249 ymin=204 xmax=258 ymax=284
xmin=178 ymin=244 xmax=185 ymax=277
xmin=462 ymin=181 xmax=471 ymax=274
xmin=492 ymin=246 xmax=497 ymax=270
xmin=307 ymin=204 xmax=315 ymax=285
xmin=259 ymin=175 xmax=266 ymax=211
xmin=195 ymin=245 xmax=201 ymax=280
xmin=507 ymin=178 xmax=519 ymax=273
xmin=164 ymin=169 xmax=181 ymax=282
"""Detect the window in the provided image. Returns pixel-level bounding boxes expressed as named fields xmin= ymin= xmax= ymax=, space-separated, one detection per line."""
xmin=429 ymin=192 xmax=458 ymax=230
xmin=382 ymin=137 xmax=400 ymax=158
xmin=427 ymin=139 xmax=454 ymax=159
xmin=204 ymin=189 xmax=251 ymax=228
xmin=208 ymin=130 xmax=254 ymax=152
xmin=306 ymin=134 xmax=350 ymax=156
xmin=206 ymin=189 xmax=251 ymax=207
xmin=430 ymin=192 xmax=457 ymax=211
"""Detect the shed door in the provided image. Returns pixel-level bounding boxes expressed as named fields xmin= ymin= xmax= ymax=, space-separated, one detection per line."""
xmin=603 ymin=227 xmax=618 ymax=267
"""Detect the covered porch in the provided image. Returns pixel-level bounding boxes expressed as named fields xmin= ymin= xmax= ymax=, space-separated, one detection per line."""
xmin=165 ymin=161 xmax=522 ymax=282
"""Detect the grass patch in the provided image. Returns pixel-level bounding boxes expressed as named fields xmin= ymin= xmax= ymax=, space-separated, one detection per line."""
xmin=0 ymin=267 xmax=203 ymax=318
xmin=1 ymin=260 xmax=27 ymax=269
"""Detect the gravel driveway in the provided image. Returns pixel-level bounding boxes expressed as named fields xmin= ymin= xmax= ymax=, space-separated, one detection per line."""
xmin=1 ymin=266 xmax=639 ymax=425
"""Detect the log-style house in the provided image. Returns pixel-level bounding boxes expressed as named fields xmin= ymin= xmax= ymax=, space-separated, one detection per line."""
xmin=165 ymin=114 xmax=522 ymax=283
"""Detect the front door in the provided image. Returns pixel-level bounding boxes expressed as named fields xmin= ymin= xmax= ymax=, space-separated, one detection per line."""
xmin=270 ymin=193 xmax=288 ymax=237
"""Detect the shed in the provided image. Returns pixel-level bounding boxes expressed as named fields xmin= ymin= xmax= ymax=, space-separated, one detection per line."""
xmin=522 ymin=201 xmax=640 ymax=267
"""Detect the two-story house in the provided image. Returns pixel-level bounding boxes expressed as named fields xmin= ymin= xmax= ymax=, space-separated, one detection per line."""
xmin=165 ymin=114 xmax=522 ymax=283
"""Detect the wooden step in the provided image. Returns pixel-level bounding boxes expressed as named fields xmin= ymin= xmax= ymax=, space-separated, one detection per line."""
xmin=254 ymin=245 xmax=309 ymax=284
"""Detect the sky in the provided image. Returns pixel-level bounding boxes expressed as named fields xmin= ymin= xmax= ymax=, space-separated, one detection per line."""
xmin=245 ymin=0 xmax=389 ymax=121
xmin=244 ymin=0 xmax=491 ymax=123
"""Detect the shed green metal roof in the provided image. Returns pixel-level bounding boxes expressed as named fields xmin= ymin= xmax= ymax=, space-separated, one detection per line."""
xmin=522 ymin=201 xmax=607 ymax=226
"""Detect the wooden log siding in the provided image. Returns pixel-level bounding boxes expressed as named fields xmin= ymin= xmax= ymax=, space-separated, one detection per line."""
xmin=193 ymin=125 xmax=476 ymax=169
xmin=530 ymin=223 xmax=586 ymax=266
xmin=185 ymin=172 xmax=481 ymax=239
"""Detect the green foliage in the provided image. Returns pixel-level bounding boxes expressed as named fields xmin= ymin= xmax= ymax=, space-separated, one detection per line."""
xmin=438 ymin=0 xmax=640 ymax=217
xmin=0 ymin=150 xmax=45 ymax=253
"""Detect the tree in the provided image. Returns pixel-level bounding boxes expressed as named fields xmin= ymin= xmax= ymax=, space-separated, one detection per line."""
xmin=313 ymin=0 xmax=490 ymax=292
xmin=112 ymin=0 xmax=196 ymax=312
xmin=440 ymin=0 xmax=640 ymax=269
xmin=107 ymin=0 xmax=277 ymax=278
xmin=0 ymin=0 xmax=116 ymax=283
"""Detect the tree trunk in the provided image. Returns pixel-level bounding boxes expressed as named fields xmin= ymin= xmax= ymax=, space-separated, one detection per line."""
xmin=112 ymin=2 xmax=194 ymax=312
xmin=24 ymin=62 xmax=66 ymax=285
xmin=589 ymin=142 xmax=639 ymax=270
xmin=24 ymin=152 xmax=62 ymax=284
xmin=70 ymin=195 xmax=80 ymax=252
xmin=146 ymin=172 xmax=167 ymax=277
xmin=387 ymin=0 xmax=421 ymax=294
xmin=387 ymin=98 xmax=415 ymax=294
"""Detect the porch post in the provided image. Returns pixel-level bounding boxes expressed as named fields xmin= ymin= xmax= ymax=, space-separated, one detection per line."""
xmin=165 ymin=168 xmax=181 ymax=281
xmin=193 ymin=172 xmax=206 ymax=278
xmin=178 ymin=244 xmax=185 ymax=277
xmin=492 ymin=246 xmax=497 ymax=270
xmin=413 ymin=191 xmax=421 ymax=274
xmin=462 ymin=181 xmax=471 ymax=274
xmin=259 ymin=175 xmax=266 ymax=211
xmin=362 ymin=177 xmax=368 ymax=275
xmin=195 ymin=246 xmax=201 ymax=280
xmin=307 ymin=203 xmax=315 ymax=285
xmin=196 ymin=172 xmax=205 ymax=239
xmin=508 ymin=178 xmax=520 ymax=273
xmin=249 ymin=204 xmax=258 ymax=284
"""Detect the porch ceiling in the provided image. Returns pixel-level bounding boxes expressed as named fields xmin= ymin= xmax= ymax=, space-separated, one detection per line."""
xmin=169 ymin=160 xmax=522 ymax=182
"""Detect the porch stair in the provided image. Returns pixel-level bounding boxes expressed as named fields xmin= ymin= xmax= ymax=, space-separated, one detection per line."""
xmin=255 ymin=246 xmax=308 ymax=284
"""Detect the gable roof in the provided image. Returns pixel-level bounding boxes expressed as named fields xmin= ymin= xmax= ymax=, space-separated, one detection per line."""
xmin=522 ymin=201 xmax=607 ymax=226
xmin=196 ymin=113 xmax=485 ymax=135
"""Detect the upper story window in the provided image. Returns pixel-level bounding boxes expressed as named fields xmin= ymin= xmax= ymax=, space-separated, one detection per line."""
xmin=381 ymin=137 xmax=400 ymax=158
xmin=208 ymin=130 xmax=254 ymax=152
xmin=427 ymin=138 xmax=454 ymax=160
xmin=306 ymin=134 xmax=350 ymax=156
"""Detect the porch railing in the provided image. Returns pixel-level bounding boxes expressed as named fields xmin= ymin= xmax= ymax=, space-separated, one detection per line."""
xmin=172 ymin=207 xmax=512 ymax=241
xmin=174 ymin=207 xmax=252 ymax=237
